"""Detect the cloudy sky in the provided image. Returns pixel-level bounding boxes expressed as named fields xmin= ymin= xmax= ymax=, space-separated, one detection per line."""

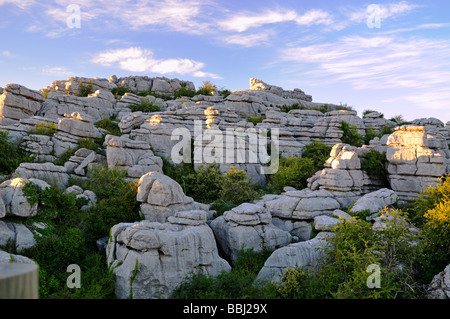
xmin=1 ymin=0 xmax=449 ymax=121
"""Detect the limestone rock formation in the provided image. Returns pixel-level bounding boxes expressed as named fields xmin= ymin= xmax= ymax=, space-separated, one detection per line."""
xmin=210 ymin=203 xmax=292 ymax=261
xmin=427 ymin=264 xmax=450 ymax=299
xmin=105 ymin=135 xmax=163 ymax=178
xmin=106 ymin=213 xmax=230 ymax=299
xmin=386 ymin=125 xmax=450 ymax=202
xmin=136 ymin=171 xmax=210 ymax=222
xmin=256 ymin=232 xmax=332 ymax=283
xmin=13 ymin=163 xmax=69 ymax=189
xmin=0 ymin=84 xmax=45 ymax=126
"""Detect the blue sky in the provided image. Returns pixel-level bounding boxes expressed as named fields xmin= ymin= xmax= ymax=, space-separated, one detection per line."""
xmin=1 ymin=0 xmax=450 ymax=122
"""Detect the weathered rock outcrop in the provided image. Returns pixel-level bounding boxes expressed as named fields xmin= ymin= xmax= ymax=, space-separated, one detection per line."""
xmin=105 ymin=135 xmax=163 ymax=178
xmin=106 ymin=211 xmax=231 ymax=299
xmin=0 ymin=178 xmax=50 ymax=218
xmin=256 ymin=232 xmax=331 ymax=283
xmin=0 ymin=84 xmax=45 ymax=126
xmin=210 ymin=203 xmax=292 ymax=262
xmin=386 ymin=125 xmax=450 ymax=202
xmin=13 ymin=163 xmax=69 ymax=189
xmin=136 ymin=171 xmax=210 ymax=222
xmin=427 ymin=264 xmax=450 ymax=299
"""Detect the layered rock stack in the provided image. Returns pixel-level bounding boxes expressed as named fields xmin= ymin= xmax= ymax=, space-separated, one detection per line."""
xmin=106 ymin=211 xmax=231 ymax=299
xmin=0 ymin=84 xmax=45 ymax=126
xmin=136 ymin=171 xmax=211 ymax=222
xmin=210 ymin=203 xmax=292 ymax=261
xmin=386 ymin=125 xmax=450 ymax=202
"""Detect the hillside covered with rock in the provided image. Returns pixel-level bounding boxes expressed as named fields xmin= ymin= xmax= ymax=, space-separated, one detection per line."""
xmin=1 ymin=75 xmax=450 ymax=299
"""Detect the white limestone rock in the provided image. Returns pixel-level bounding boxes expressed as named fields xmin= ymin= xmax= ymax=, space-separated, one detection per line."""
xmin=106 ymin=219 xmax=230 ymax=299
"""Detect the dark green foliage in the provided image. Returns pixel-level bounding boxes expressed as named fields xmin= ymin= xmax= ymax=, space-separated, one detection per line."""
xmin=361 ymin=150 xmax=387 ymax=177
xmin=301 ymin=141 xmax=332 ymax=169
xmin=111 ymin=86 xmax=134 ymax=97
xmin=129 ymin=99 xmax=161 ymax=113
xmin=95 ymin=117 xmax=121 ymax=136
xmin=246 ymin=115 xmax=265 ymax=126
xmin=280 ymin=103 xmax=327 ymax=113
xmin=174 ymin=86 xmax=197 ymax=98
xmin=77 ymin=84 xmax=93 ymax=97
xmin=0 ymin=130 xmax=33 ymax=174
xmin=218 ymin=166 xmax=260 ymax=206
xmin=19 ymin=165 xmax=139 ymax=299
xmin=173 ymin=248 xmax=277 ymax=299
xmin=340 ymin=121 xmax=365 ymax=147
xmin=218 ymin=88 xmax=231 ymax=98
xmin=267 ymin=156 xmax=317 ymax=194
xmin=28 ymin=122 xmax=57 ymax=136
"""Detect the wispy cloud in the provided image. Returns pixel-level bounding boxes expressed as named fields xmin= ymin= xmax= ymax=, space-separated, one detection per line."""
xmin=347 ymin=1 xmax=421 ymax=23
xmin=279 ymin=34 xmax=450 ymax=111
xmin=218 ymin=8 xmax=333 ymax=33
xmin=92 ymin=47 xmax=221 ymax=79
xmin=223 ymin=32 xmax=273 ymax=47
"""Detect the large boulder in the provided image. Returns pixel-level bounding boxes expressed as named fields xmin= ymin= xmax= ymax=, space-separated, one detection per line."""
xmin=0 ymin=178 xmax=50 ymax=218
xmin=137 ymin=171 xmax=210 ymax=222
xmin=0 ymin=84 xmax=44 ymax=126
xmin=13 ymin=163 xmax=69 ymax=189
xmin=105 ymin=135 xmax=163 ymax=178
xmin=428 ymin=264 xmax=450 ymax=299
xmin=256 ymin=232 xmax=332 ymax=283
xmin=349 ymin=188 xmax=399 ymax=217
xmin=210 ymin=203 xmax=292 ymax=262
xmin=106 ymin=212 xmax=230 ymax=299
xmin=386 ymin=125 xmax=450 ymax=202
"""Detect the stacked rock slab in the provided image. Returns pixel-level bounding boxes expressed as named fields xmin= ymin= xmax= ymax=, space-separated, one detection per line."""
xmin=307 ymin=144 xmax=377 ymax=207
xmin=386 ymin=125 xmax=450 ymax=202
xmin=136 ymin=171 xmax=210 ymax=222
xmin=0 ymin=84 xmax=45 ymax=126
xmin=13 ymin=163 xmax=69 ymax=189
xmin=250 ymin=78 xmax=313 ymax=102
xmin=105 ymin=135 xmax=163 ymax=178
xmin=210 ymin=203 xmax=292 ymax=262
xmin=106 ymin=211 xmax=231 ymax=299
xmin=256 ymin=232 xmax=332 ymax=283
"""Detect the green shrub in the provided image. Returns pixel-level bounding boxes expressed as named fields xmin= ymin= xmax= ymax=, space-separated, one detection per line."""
xmin=82 ymin=164 xmax=129 ymax=201
xmin=219 ymin=166 xmax=260 ymax=206
xmin=196 ymin=81 xmax=216 ymax=96
xmin=278 ymin=213 xmax=420 ymax=299
xmin=111 ymin=86 xmax=135 ymax=97
xmin=246 ymin=115 xmax=265 ymax=126
xmin=173 ymin=248 xmax=277 ymax=299
xmin=0 ymin=130 xmax=34 ymax=174
xmin=267 ymin=156 xmax=316 ymax=194
xmin=28 ymin=121 xmax=57 ymax=136
xmin=361 ymin=150 xmax=387 ymax=178
xmin=95 ymin=117 xmax=121 ymax=136
xmin=301 ymin=141 xmax=332 ymax=169
xmin=218 ymin=88 xmax=231 ymax=98
xmin=77 ymin=84 xmax=93 ymax=97
xmin=279 ymin=103 xmax=329 ymax=113
xmin=340 ymin=121 xmax=365 ymax=147
xmin=174 ymin=86 xmax=197 ymax=98
xmin=129 ymin=99 xmax=161 ymax=113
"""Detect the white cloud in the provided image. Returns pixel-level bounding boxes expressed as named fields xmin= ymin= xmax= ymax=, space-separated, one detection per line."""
xmin=219 ymin=8 xmax=333 ymax=33
xmin=279 ymin=34 xmax=450 ymax=112
xmin=0 ymin=0 xmax=35 ymax=9
xmin=2 ymin=50 xmax=12 ymax=57
xmin=348 ymin=1 xmax=420 ymax=23
xmin=223 ymin=32 xmax=272 ymax=47
xmin=41 ymin=66 xmax=75 ymax=77
xmin=92 ymin=47 xmax=221 ymax=78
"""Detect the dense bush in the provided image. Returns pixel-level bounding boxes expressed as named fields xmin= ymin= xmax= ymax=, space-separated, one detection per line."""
xmin=129 ymin=99 xmax=161 ymax=113
xmin=301 ymin=141 xmax=331 ymax=169
xmin=77 ymin=84 xmax=93 ymax=97
xmin=18 ymin=165 xmax=140 ymax=298
xmin=340 ymin=121 xmax=365 ymax=147
xmin=267 ymin=156 xmax=316 ymax=194
xmin=196 ymin=81 xmax=216 ymax=96
xmin=0 ymin=130 xmax=33 ymax=174
xmin=218 ymin=166 xmax=260 ymax=206
xmin=173 ymin=248 xmax=277 ymax=299
xmin=95 ymin=117 xmax=121 ymax=136
xmin=361 ymin=149 xmax=387 ymax=178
